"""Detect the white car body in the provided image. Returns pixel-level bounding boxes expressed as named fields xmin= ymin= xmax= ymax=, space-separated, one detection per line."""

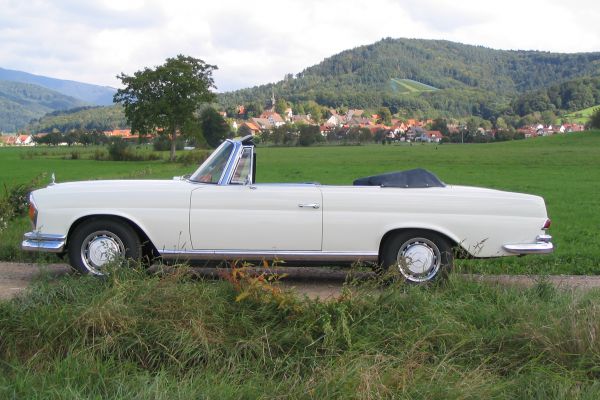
xmin=23 ymin=136 xmax=553 ymax=280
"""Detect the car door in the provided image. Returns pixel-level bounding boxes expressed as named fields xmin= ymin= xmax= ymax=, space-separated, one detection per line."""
xmin=189 ymin=184 xmax=323 ymax=251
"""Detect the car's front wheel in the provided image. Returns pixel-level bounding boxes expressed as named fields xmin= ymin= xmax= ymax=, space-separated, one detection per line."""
xmin=381 ymin=230 xmax=453 ymax=283
xmin=67 ymin=219 xmax=141 ymax=275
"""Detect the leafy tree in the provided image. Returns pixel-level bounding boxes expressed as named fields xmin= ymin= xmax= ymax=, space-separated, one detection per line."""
xmin=587 ymin=107 xmax=600 ymax=129
xmin=275 ymin=98 xmax=288 ymax=115
xmin=35 ymin=131 xmax=63 ymax=146
xmin=541 ymin=110 xmax=557 ymax=126
xmin=200 ymin=107 xmax=230 ymax=147
xmin=377 ymin=107 xmax=392 ymax=125
xmin=293 ymin=103 xmax=306 ymax=115
xmin=495 ymin=117 xmax=508 ymax=131
xmin=303 ymin=101 xmax=323 ymax=122
xmin=245 ymin=101 xmax=264 ymax=118
xmin=298 ymin=125 xmax=321 ymax=146
xmin=65 ymin=131 xmax=80 ymax=146
xmin=430 ymin=118 xmax=449 ymax=135
xmin=114 ymin=55 xmax=217 ymax=161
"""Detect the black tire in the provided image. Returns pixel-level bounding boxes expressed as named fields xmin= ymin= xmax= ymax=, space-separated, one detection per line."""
xmin=67 ymin=219 xmax=141 ymax=275
xmin=381 ymin=230 xmax=453 ymax=283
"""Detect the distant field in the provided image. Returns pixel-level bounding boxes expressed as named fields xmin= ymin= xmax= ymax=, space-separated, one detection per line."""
xmin=1 ymin=132 xmax=600 ymax=275
xmin=559 ymin=105 xmax=599 ymax=124
xmin=389 ymin=78 xmax=438 ymax=93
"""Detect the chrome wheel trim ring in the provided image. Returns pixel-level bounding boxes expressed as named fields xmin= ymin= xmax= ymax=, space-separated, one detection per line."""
xmin=396 ymin=237 xmax=441 ymax=282
xmin=80 ymin=230 xmax=125 ymax=275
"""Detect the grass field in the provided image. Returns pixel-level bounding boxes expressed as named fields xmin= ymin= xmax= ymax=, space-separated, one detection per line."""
xmin=1 ymin=132 xmax=600 ymax=275
xmin=389 ymin=78 xmax=438 ymax=94
xmin=559 ymin=105 xmax=599 ymax=124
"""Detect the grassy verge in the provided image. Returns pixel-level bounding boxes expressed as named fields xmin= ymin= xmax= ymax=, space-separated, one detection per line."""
xmin=1 ymin=266 xmax=600 ymax=398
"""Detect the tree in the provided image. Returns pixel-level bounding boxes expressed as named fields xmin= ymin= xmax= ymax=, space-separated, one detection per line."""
xmin=298 ymin=125 xmax=321 ymax=146
xmin=245 ymin=101 xmax=263 ymax=118
xmin=377 ymin=107 xmax=392 ymax=125
xmin=200 ymin=107 xmax=230 ymax=147
xmin=430 ymin=118 xmax=449 ymax=136
xmin=303 ymin=101 xmax=323 ymax=122
xmin=275 ymin=98 xmax=288 ymax=115
xmin=587 ymin=107 xmax=600 ymax=129
xmin=114 ymin=54 xmax=217 ymax=161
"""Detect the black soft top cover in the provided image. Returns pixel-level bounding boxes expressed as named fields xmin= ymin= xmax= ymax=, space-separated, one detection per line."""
xmin=353 ymin=168 xmax=445 ymax=188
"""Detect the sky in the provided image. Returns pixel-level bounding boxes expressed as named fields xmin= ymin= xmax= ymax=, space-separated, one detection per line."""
xmin=1 ymin=0 xmax=599 ymax=92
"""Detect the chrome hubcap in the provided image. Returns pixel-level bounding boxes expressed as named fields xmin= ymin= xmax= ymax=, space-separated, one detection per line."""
xmin=396 ymin=238 xmax=441 ymax=282
xmin=80 ymin=231 xmax=125 ymax=275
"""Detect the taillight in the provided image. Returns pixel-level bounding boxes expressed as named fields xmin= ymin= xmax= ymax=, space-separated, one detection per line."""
xmin=542 ymin=218 xmax=551 ymax=229
xmin=28 ymin=195 xmax=37 ymax=229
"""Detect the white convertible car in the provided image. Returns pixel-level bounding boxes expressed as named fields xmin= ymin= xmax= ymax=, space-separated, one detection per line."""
xmin=22 ymin=135 xmax=553 ymax=282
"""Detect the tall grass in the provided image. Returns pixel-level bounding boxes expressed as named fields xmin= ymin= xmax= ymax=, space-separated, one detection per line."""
xmin=2 ymin=265 xmax=600 ymax=398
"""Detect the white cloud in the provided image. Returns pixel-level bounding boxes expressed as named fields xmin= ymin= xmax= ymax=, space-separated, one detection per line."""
xmin=0 ymin=0 xmax=598 ymax=91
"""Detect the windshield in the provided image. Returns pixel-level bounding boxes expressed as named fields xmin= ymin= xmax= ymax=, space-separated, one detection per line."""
xmin=190 ymin=141 xmax=234 ymax=183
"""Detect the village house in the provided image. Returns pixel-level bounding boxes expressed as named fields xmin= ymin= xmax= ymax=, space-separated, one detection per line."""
xmin=421 ymin=130 xmax=443 ymax=143
xmin=240 ymin=121 xmax=261 ymax=135
xmin=0 ymin=135 xmax=18 ymax=146
xmin=16 ymin=134 xmax=34 ymax=145
xmin=104 ymin=129 xmax=133 ymax=138
xmin=258 ymin=111 xmax=285 ymax=128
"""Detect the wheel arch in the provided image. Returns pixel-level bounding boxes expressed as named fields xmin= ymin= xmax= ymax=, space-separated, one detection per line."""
xmin=66 ymin=214 xmax=159 ymax=258
xmin=378 ymin=227 xmax=460 ymax=263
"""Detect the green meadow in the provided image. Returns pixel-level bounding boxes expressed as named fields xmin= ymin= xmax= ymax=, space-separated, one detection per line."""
xmin=2 ymin=133 xmax=600 ymax=398
xmin=1 ymin=131 xmax=600 ymax=274
xmin=559 ymin=105 xmax=599 ymax=124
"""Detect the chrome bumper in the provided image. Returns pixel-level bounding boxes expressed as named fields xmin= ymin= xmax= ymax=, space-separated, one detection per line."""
xmin=503 ymin=234 xmax=553 ymax=255
xmin=21 ymin=232 xmax=66 ymax=253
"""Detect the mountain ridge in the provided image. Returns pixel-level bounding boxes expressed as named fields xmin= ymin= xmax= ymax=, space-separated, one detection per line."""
xmin=0 ymin=67 xmax=116 ymax=106
xmin=218 ymin=38 xmax=600 ymax=117
xmin=0 ymin=80 xmax=88 ymax=132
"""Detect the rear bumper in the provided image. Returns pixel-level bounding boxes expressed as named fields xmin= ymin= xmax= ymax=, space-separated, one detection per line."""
xmin=21 ymin=232 xmax=66 ymax=253
xmin=503 ymin=234 xmax=553 ymax=255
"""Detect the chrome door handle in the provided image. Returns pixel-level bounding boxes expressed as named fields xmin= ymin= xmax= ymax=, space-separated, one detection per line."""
xmin=298 ymin=203 xmax=320 ymax=209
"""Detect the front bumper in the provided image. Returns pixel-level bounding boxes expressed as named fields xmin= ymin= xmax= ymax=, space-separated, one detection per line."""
xmin=21 ymin=232 xmax=66 ymax=253
xmin=503 ymin=234 xmax=553 ymax=255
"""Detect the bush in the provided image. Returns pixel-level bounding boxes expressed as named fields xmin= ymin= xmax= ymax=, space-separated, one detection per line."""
xmin=0 ymin=174 xmax=46 ymax=234
xmin=107 ymin=139 xmax=142 ymax=161
xmin=176 ymin=150 xmax=208 ymax=166
xmin=153 ymin=135 xmax=184 ymax=151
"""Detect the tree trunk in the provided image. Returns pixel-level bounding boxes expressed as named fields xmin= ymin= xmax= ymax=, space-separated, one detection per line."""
xmin=170 ymin=129 xmax=177 ymax=161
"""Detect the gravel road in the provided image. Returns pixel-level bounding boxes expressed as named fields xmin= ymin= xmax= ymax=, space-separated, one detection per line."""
xmin=3 ymin=262 xmax=600 ymax=301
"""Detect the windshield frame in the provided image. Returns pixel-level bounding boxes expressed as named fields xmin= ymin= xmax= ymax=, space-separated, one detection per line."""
xmin=189 ymin=140 xmax=237 ymax=184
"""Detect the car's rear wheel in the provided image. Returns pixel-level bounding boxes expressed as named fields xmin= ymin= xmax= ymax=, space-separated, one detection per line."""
xmin=68 ymin=219 xmax=141 ymax=275
xmin=381 ymin=230 xmax=453 ymax=283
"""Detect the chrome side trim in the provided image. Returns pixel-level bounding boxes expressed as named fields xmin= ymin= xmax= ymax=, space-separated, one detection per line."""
xmin=160 ymin=249 xmax=379 ymax=262
xmin=21 ymin=232 xmax=66 ymax=253
xmin=503 ymin=240 xmax=554 ymax=255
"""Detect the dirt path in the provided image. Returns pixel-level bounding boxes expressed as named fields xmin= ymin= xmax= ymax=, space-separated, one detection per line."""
xmin=3 ymin=262 xmax=600 ymax=301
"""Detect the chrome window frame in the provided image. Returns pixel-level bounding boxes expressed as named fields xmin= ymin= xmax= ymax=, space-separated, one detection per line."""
xmin=218 ymin=140 xmax=244 ymax=185
xmin=189 ymin=136 xmax=254 ymax=186
xmin=228 ymin=146 xmax=254 ymax=185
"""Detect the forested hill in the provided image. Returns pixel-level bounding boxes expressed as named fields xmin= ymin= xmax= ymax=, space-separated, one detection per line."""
xmin=27 ymin=105 xmax=127 ymax=133
xmin=218 ymin=38 xmax=600 ymax=117
xmin=0 ymin=67 xmax=116 ymax=106
xmin=0 ymin=80 xmax=87 ymax=132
